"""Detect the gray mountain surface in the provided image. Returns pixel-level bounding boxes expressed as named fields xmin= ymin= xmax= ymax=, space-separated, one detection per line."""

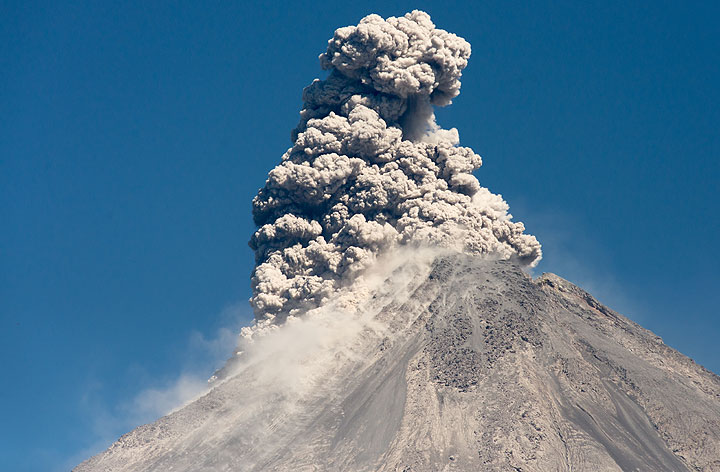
xmin=76 ymin=254 xmax=720 ymax=471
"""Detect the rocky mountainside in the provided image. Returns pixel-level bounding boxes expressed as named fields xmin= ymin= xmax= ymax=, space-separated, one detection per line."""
xmin=76 ymin=254 xmax=720 ymax=471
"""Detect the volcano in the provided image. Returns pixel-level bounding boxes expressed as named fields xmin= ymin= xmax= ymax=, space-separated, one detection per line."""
xmin=76 ymin=10 xmax=720 ymax=471
xmin=76 ymin=254 xmax=720 ymax=471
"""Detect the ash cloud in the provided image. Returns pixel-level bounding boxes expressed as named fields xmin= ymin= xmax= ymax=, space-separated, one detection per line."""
xmin=250 ymin=10 xmax=541 ymax=321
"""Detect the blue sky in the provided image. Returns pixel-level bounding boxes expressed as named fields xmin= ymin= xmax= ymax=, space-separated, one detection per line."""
xmin=1 ymin=1 xmax=718 ymax=470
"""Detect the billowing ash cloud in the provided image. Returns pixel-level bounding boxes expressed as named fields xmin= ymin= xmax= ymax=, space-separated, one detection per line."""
xmin=249 ymin=10 xmax=541 ymax=321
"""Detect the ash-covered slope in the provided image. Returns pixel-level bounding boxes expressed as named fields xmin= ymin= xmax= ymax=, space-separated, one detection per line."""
xmin=76 ymin=254 xmax=720 ymax=472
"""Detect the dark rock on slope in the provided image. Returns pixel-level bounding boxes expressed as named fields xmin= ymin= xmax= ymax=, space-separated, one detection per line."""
xmin=76 ymin=254 xmax=720 ymax=471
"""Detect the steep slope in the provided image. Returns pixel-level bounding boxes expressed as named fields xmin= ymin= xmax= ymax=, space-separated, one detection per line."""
xmin=76 ymin=254 xmax=720 ymax=471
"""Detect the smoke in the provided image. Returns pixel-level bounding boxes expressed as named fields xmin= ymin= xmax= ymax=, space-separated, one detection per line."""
xmin=249 ymin=10 xmax=541 ymax=321
xmin=213 ymin=248 xmax=438 ymax=413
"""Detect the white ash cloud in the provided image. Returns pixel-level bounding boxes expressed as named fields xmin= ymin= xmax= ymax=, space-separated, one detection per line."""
xmin=250 ymin=10 xmax=541 ymax=321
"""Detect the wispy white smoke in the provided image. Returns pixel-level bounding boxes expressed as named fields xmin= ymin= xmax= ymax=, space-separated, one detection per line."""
xmin=217 ymin=248 xmax=439 ymax=394
xmin=250 ymin=10 xmax=541 ymax=321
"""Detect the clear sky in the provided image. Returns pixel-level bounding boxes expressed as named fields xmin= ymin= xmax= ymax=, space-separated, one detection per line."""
xmin=2 ymin=1 xmax=718 ymax=470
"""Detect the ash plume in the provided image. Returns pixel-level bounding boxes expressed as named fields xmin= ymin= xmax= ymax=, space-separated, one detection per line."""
xmin=250 ymin=10 xmax=542 ymax=321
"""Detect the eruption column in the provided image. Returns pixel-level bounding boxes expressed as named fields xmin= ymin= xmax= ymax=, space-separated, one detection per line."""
xmin=249 ymin=11 xmax=542 ymax=321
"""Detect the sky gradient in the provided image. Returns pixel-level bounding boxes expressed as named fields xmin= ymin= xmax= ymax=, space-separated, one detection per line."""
xmin=2 ymin=1 xmax=719 ymax=470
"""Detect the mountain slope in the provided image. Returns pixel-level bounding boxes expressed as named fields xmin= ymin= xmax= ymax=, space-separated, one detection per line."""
xmin=76 ymin=255 xmax=720 ymax=471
